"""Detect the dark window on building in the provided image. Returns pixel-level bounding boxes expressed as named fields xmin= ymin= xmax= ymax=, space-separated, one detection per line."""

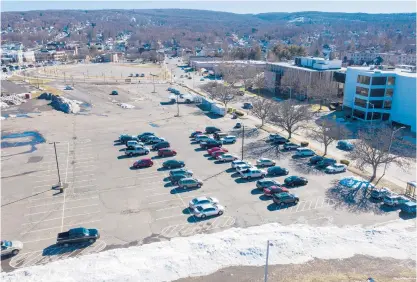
xmin=353 ymin=109 xmax=366 ymax=119
xmin=370 ymin=88 xmax=385 ymax=97
xmin=357 ymin=75 xmax=371 ymax=85
xmin=371 ymin=77 xmax=387 ymax=85
xmin=387 ymin=77 xmax=396 ymax=85
xmin=386 ymin=88 xmax=394 ymax=97
xmin=354 ymin=98 xmax=367 ymax=108
xmin=333 ymin=72 xmax=346 ymax=83
xmin=382 ymin=113 xmax=390 ymax=121
xmin=384 ymin=100 xmax=392 ymax=109
xmin=367 ymin=112 xmax=381 ymax=120
xmin=356 ymin=86 xmax=369 ymax=97
xmin=372 ymin=100 xmax=384 ymax=109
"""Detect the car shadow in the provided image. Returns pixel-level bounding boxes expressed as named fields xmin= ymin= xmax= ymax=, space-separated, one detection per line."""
xmin=164 ymin=182 xmax=175 ymax=187
xmin=182 ymin=208 xmax=192 ymax=214
xmin=266 ymin=202 xmax=297 ymax=211
xmin=214 ymin=160 xmax=228 ymax=164
xmin=235 ymin=177 xmax=258 ymax=183
xmin=160 ymin=101 xmax=175 ymax=105
xmin=113 ymin=142 xmax=124 ymax=146
xmin=225 ymin=168 xmax=235 ymax=173
xmin=379 ymin=204 xmax=402 ymax=213
xmin=129 ymin=166 xmax=148 ymax=170
xmin=170 ymin=187 xmax=199 ymax=194
xmin=163 ymin=177 xmax=171 ymax=182
xmin=190 ymin=141 xmax=199 ymax=145
xmin=251 ymin=188 xmax=263 ymax=195
xmin=187 ymin=215 xmax=219 ymax=223
xmin=157 ymin=167 xmax=169 ymax=171
xmin=291 ymin=155 xmax=312 ymax=159
xmin=117 ymin=155 xmax=131 ymax=159
xmin=203 ymin=153 xmax=211 ymax=157
xmin=194 ymin=148 xmax=205 ymax=152
xmin=259 ymin=195 xmax=271 ymax=201
xmin=231 ymin=172 xmax=241 ymax=178
xmin=42 ymin=242 xmax=94 ymax=256
xmin=399 ymin=211 xmax=416 ymax=220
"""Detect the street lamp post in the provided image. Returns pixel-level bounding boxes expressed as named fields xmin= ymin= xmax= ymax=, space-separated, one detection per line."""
xmin=264 ymin=240 xmax=270 ymax=282
xmin=176 ymin=94 xmax=180 ymax=117
xmin=49 ymin=142 xmax=63 ymax=191
xmin=367 ymin=101 xmax=375 ymax=125
xmin=151 ymin=73 xmax=156 ymax=93
xmin=241 ymin=124 xmax=245 ymax=160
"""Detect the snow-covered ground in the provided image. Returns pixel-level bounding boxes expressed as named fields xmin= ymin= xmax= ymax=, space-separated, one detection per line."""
xmin=2 ymin=221 xmax=415 ymax=282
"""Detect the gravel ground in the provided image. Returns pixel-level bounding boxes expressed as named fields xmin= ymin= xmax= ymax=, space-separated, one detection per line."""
xmin=175 ymin=255 xmax=416 ymax=282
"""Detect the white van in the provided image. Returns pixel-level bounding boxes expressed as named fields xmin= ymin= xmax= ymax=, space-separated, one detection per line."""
xmin=295 ymin=148 xmax=315 ymax=157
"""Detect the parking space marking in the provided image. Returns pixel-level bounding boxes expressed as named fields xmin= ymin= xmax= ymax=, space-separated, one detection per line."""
xmin=148 ymin=198 xmax=182 ymax=205
xmin=29 ymin=201 xmax=64 ymax=208
xmin=63 ymin=219 xmax=101 ymax=227
xmin=72 ymin=179 xmax=97 ymax=183
xmin=24 ymin=209 xmax=62 ymax=217
xmin=73 ymin=184 xmax=97 ymax=190
xmin=155 ymin=205 xmax=183 ymax=212
xmin=21 ymin=237 xmax=57 ymax=244
xmin=155 ymin=214 xmax=188 ymax=221
xmin=21 ymin=225 xmax=61 ymax=234
xmin=65 ymin=203 xmax=99 ymax=210
xmin=145 ymin=192 xmax=171 ymax=198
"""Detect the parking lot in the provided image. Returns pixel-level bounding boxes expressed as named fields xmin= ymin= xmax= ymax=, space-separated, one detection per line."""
xmin=1 ymin=64 xmax=404 ymax=271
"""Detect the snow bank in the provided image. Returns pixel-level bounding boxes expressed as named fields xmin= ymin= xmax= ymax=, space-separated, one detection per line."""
xmin=2 ymin=221 xmax=415 ymax=282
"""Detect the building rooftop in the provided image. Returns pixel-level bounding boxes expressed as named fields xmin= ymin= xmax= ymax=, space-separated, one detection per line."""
xmin=347 ymin=66 xmax=416 ymax=78
xmin=267 ymin=61 xmax=346 ymax=72
xmin=193 ymin=60 xmax=267 ymax=65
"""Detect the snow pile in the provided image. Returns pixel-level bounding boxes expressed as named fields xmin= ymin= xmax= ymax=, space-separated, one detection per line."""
xmin=2 ymin=221 xmax=415 ymax=282
xmin=1 ymin=94 xmax=27 ymax=107
xmin=38 ymin=93 xmax=80 ymax=114
xmin=118 ymin=103 xmax=135 ymax=109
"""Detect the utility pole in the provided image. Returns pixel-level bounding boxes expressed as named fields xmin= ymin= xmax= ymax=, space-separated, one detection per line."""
xmin=71 ymin=76 xmax=74 ymax=87
xmin=151 ymin=73 xmax=156 ymax=93
xmin=176 ymin=94 xmax=180 ymax=117
xmin=50 ymin=142 xmax=63 ymax=192
xmin=264 ymin=240 xmax=270 ymax=282
xmin=64 ymin=72 xmax=66 ymax=84
xmin=241 ymin=124 xmax=245 ymax=160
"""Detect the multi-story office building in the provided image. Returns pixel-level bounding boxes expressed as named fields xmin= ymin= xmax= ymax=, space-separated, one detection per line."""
xmin=343 ymin=66 xmax=416 ymax=132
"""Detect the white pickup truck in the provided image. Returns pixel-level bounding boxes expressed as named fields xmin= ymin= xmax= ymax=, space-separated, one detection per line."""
xmin=125 ymin=145 xmax=150 ymax=156
xmin=169 ymin=93 xmax=196 ymax=104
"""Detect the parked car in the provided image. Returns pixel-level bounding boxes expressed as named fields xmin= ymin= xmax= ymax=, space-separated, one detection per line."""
xmin=138 ymin=132 xmax=155 ymax=141
xmin=325 ymin=164 xmax=347 ymax=173
xmin=316 ymin=158 xmax=337 ymax=169
xmin=192 ymin=203 xmax=225 ymax=218
xmin=337 ymin=140 xmax=354 ymax=151
xmin=284 ymin=176 xmax=308 ymax=187
xmin=400 ymin=201 xmax=417 ymax=215
xmin=272 ymin=192 xmax=300 ymax=205
xmin=189 ymin=196 xmax=219 ymax=209
xmin=205 ymin=126 xmax=221 ymax=134
xmin=213 ymin=132 xmax=228 ymax=140
xmin=133 ymin=158 xmax=154 ymax=168
xmin=231 ymin=160 xmax=246 ymax=168
xmin=263 ymin=186 xmax=289 ymax=197
xmin=221 ymin=136 xmax=237 ymax=144
xmin=126 ymin=140 xmax=144 ymax=148
xmin=267 ymin=166 xmax=289 ymax=176
xmin=64 ymin=85 xmax=73 ymax=90
xmin=217 ymin=154 xmax=238 ymax=162
xmin=370 ymin=187 xmax=392 ymax=199
xmin=158 ymin=148 xmax=177 ymax=157
xmin=1 ymin=240 xmax=23 ymax=256
xmin=200 ymin=139 xmax=222 ymax=149
xmin=236 ymin=163 xmax=254 ymax=173
xmin=256 ymin=179 xmax=280 ymax=189
xmin=383 ymin=195 xmax=410 ymax=206
xmin=309 ymin=155 xmax=324 ymax=165
xmin=111 ymin=90 xmax=118 ymax=95
xmin=146 ymin=136 xmax=166 ymax=144
xmin=208 ymin=147 xmax=228 ymax=155
xmin=283 ymin=142 xmax=300 ymax=151
xmin=240 ymin=168 xmax=267 ymax=179
xmin=269 ymin=134 xmax=288 ymax=144
xmin=141 ymin=134 xmax=157 ymax=142
xmin=243 ymin=102 xmax=253 ymax=109
xmin=190 ymin=131 xmax=203 ymax=138
xmin=152 ymin=141 xmax=170 ymax=150
xmin=178 ymin=178 xmax=203 ymax=189
xmin=163 ymin=159 xmax=185 ymax=169
xmin=295 ymin=148 xmax=315 ymax=157
xmin=169 ymin=168 xmax=193 ymax=177
xmin=119 ymin=135 xmax=139 ymax=144
xmin=125 ymin=146 xmax=150 ymax=156
xmin=194 ymin=134 xmax=211 ymax=143
xmin=256 ymin=158 xmax=276 ymax=167
xmin=200 ymin=78 xmax=205 ymax=81
xmin=56 ymin=227 xmax=100 ymax=246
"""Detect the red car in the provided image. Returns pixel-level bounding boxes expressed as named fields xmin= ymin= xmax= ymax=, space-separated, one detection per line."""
xmin=190 ymin=131 xmax=203 ymax=138
xmin=158 ymin=148 xmax=177 ymax=157
xmin=263 ymin=186 xmax=289 ymax=197
xmin=212 ymin=150 xmax=229 ymax=158
xmin=133 ymin=158 xmax=154 ymax=168
xmin=208 ymin=147 xmax=229 ymax=155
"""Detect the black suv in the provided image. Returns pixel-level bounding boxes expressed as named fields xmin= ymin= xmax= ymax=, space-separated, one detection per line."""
xmin=213 ymin=132 xmax=228 ymax=140
xmin=200 ymin=139 xmax=222 ymax=149
xmin=316 ymin=158 xmax=337 ymax=169
xmin=205 ymin=126 xmax=221 ymax=134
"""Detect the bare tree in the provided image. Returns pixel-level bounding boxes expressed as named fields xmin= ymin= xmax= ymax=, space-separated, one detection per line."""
xmin=251 ymin=97 xmax=275 ymax=127
xmin=279 ymin=72 xmax=304 ymax=99
xmin=202 ymin=82 xmax=237 ymax=109
xmin=347 ymin=126 xmax=411 ymax=182
xmin=240 ymin=66 xmax=258 ymax=90
xmin=270 ymin=101 xmax=313 ymax=139
xmin=308 ymin=119 xmax=347 ymax=156
xmin=252 ymin=72 xmax=266 ymax=95
xmin=309 ymin=80 xmax=339 ymax=110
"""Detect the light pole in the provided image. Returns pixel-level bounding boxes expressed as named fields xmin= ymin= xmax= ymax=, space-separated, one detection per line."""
xmin=176 ymin=94 xmax=180 ymax=117
xmin=241 ymin=123 xmax=245 ymax=160
xmin=264 ymin=240 xmax=270 ymax=282
xmin=151 ymin=73 xmax=156 ymax=93
xmin=49 ymin=142 xmax=63 ymax=191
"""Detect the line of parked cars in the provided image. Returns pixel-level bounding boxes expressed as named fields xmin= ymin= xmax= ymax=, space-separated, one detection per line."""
xmin=370 ymin=186 xmax=416 ymax=215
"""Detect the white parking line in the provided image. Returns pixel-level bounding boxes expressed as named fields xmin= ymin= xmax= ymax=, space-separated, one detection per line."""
xmin=21 ymin=237 xmax=57 ymax=244
xmin=148 ymin=198 xmax=182 ymax=205
xmin=155 ymin=214 xmax=188 ymax=221
xmin=145 ymin=192 xmax=170 ymax=198
xmin=73 ymin=179 xmax=97 ymax=183
xmin=29 ymin=201 xmax=64 ymax=208
xmin=21 ymin=225 xmax=61 ymax=234
xmin=24 ymin=209 xmax=62 ymax=217
xmin=73 ymin=184 xmax=97 ymax=189
xmin=65 ymin=204 xmax=99 ymax=210
xmin=155 ymin=205 xmax=183 ymax=212
xmin=63 ymin=219 xmax=101 ymax=227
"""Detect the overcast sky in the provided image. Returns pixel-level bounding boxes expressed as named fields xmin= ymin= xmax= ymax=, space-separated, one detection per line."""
xmin=2 ymin=0 xmax=416 ymax=14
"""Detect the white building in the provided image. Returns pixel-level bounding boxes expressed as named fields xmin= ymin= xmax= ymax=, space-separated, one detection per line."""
xmin=342 ymin=66 xmax=416 ymax=132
